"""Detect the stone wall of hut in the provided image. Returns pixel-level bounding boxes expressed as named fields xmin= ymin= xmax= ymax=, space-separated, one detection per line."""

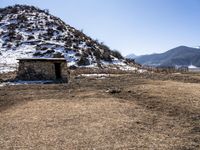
xmin=17 ymin=60 xmax=69 ymax=82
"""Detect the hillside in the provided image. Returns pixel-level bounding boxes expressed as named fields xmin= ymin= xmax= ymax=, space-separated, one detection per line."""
xmin=135 ymin=46 xmax=200 ymax=67
xmin=0 ymin=5 xmax=135 ymax=73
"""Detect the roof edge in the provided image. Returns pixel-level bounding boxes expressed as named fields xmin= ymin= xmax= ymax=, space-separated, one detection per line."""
xmin=17 ymin=58 xmax=67 ymax=61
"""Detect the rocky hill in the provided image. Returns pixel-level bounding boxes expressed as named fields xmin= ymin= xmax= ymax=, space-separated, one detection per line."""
xmin=0 ymin=5 xmax=136 ymax=73
xmin=135 ymin=46 xmax=200 ymax=67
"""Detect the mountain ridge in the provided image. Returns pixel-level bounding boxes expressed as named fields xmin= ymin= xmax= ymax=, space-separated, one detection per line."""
xmin=132 ymin=46 xmax=200 ymax=67
xmin=126 ymin=53 xmax=137 ymax=59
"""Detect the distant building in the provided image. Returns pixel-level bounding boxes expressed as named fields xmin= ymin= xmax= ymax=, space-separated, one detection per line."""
xmin=176 ymin=66 xmax=189 ymax=72
xmin=17 ymin=58 xmax=69 ymax=82
xmin=188 ymin=65 xmax=200 ymax=72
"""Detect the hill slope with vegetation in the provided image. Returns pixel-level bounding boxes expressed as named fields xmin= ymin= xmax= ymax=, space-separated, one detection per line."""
xmin=0 ymin=5 xmax=136 ymax=72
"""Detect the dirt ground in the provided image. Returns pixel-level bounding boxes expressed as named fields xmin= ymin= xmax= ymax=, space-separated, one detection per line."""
xmin=0 ymin=72 xmax=199 ymax=149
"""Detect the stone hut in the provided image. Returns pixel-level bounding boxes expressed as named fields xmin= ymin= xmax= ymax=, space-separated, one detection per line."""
xmin=17 ymin=58 xmax=69 ymax=82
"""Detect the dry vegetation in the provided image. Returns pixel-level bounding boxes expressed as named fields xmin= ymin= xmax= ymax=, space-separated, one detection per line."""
xmin=0 ymin=71 xmax=200 ymax=149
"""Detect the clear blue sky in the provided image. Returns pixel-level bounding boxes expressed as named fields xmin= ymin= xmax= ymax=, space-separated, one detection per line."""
xmin=1 ymin=0 xmax=200 ymax=55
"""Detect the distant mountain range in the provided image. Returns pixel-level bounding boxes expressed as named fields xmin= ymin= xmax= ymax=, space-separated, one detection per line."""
xmin=127 ymin=46 xmax=200 ymax=67
xmin=126 ymin=53 xmax=137 ymax=59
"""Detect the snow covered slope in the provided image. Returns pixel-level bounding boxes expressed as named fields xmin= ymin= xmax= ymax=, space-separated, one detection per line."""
xmin=0 ymin=5 xmax=137 ymax=73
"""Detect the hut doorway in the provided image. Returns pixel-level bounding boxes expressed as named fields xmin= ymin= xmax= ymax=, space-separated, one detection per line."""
xmin=54 ymin=63 xmax=61 ymax=79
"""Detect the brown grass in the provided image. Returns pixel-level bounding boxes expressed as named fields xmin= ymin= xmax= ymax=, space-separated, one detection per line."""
xmin=0 ymin=73 xmax=199 ymax=149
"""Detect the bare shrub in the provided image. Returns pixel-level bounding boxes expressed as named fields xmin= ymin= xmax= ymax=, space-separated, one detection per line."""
xmin=111 ymin=50 xmax=123 ymax=59
xmin=77 ymin=56 xmax=90 ymax=66
xmin=27 ymin=35 xmax=34 ymax=40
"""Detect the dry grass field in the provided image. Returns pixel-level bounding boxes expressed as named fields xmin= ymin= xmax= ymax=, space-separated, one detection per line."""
xmin=0 ymin=72 xmax=200 ymax=149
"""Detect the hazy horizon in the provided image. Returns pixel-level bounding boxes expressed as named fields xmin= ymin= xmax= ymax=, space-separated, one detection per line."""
xmin=1 ymin=0 xmax=200 ymax=56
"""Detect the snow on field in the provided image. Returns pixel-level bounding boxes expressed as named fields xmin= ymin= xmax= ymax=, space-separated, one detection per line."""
xmin=0 ymin=80 xmax=54 ymax=87
xmin=64 ymin=50 xmax=78 ymax=66
xmin=0 ymin=65 xmax=17 ymax=73
xmin=137 ymin=69 xmax=147 ymax=73
xmin=78 ymin=74 xmax=109 ymax=77
xmin=118 ymin=65 xmax=137 ymax=71
xmin=0 ymin=45 xmax=35 ymax=66
xmin=101 ymin=59 xmax=138 ymax=71
xmin=0 ymin=44 xmax=36 ymax=73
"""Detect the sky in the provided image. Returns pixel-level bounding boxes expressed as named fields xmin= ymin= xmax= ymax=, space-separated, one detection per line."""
xmin=1 ymin=0 xmax=200 ymax=56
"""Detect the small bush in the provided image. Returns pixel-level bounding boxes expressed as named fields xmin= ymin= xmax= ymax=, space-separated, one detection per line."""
xmin=57 ymin=26 xmax=65 ymax=32
xmin=17 ymin=14 xmax=28 ymax=23
xmin=125 ymin=58 xmax=135 ymax=64
xmin=53 ymin=52 xmax=64 ymax=58
xmin=77 ymin=56 xmax=90 ymax=66
xmin=7 ymin=23 xmax=17 ymax=30
xmin=27 ymin=35 xmax=35 ymax=40
xmin=47 ymin=28 xmax=54 ymax=37
xmin=75 ymin=53 xmax=81 ymax=57
xmin=93 ymin=50 xmax=101 ymax=60
xmin=33 ymin=51 xmax=42 ymax=56
xmin=0 ymin=16 xmax=3 ymax=21
xmin=44 ymin=50 xmax=55 ymax=55
xmin=10 ymin=7 xmax=18 ymax=14
xmin=41 ymin=47 xmax=48 ymax=51
xmin=111 ymin=50 xmax=123 ymax=59
xmin=99 ymin=43 xmax=110 ymax=51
